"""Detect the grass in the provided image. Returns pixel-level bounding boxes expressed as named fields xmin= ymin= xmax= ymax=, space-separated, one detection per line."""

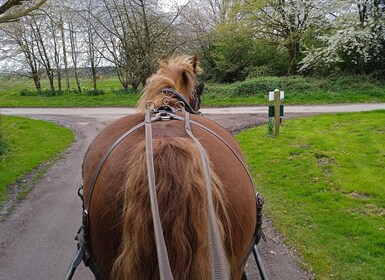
xmin=236 ymin=111 xmax=385 ymax=279
xmin=1 ymin=75 xmax=385 ymax=107
xmin=0 ymin=76 xmax=140 ymax=107
xmin=0 ymin=115 xmax=74 ymax=203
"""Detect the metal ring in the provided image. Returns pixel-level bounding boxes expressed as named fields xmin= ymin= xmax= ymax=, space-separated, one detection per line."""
xmin=146 ymin=101 xmax=156 ymax=110
xmin=162 ymin=96 xmax=171 ymax=105
xmin=175 ymin=101 xmax=186 ymax=111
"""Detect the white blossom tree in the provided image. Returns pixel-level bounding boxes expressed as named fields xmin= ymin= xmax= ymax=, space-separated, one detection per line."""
xmin=242 ymin=0 xmax=333 ymax=75
xmin=300 ymin=0 xmax=385 ymax=75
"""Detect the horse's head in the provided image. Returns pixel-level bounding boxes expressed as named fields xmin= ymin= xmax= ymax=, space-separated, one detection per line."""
xmin=138 ymin=54 xmax=204 ymax=113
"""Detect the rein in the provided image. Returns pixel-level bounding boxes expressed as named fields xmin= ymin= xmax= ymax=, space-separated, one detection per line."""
xmin=65 ymin=102 xmax=266 ymax=280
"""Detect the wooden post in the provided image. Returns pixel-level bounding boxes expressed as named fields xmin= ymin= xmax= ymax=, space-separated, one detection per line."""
xmin=274 ymin=89 xmax=280 ymax=136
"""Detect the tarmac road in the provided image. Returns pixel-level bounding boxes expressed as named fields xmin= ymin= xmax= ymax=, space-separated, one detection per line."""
xmin=1 ymin=104 xmax=384 ymax=280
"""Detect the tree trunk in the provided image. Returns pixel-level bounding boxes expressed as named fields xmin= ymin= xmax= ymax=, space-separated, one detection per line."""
xmin=32 ymin=71 xmax=42 ymax=92
xmin=132 ymin=80 xmax=140 ymax=90
xmin=69 ymin=21 xmax=82 ymax=93
xmin=60 ymin=15 xmax=70 ymax=91
xmin=91 ymin=63 xmax=97 ymax=91
xmin=286 ymin=39 xmax=301 ymax=76
xmin=57 ymin=69 xmax=62 ymax=91
xmin=74 ymin=69 xmax=82 ymax=93
xmin=47 ymin=69 xmax=55 ymax=92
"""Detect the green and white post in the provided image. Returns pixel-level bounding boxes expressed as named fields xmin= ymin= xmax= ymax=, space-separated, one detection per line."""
xmin=268 ymin=89 xmax=284 ymax=136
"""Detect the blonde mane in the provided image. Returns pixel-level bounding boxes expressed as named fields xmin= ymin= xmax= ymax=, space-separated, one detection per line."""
xmin=137 ymin=54 xmax=202 ymax=111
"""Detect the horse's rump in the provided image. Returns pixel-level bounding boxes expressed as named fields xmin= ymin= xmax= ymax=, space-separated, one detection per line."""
xmin=82 ymin=112 xmax=256 ymax=279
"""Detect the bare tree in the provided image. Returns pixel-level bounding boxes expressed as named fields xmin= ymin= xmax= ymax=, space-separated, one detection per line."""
xmin=3 ymin=20 xmax=43 ymax=91
xmin=88 ymin=0 xmax=187 ymax=90
xmin=28 ymin=16 xmax=56 ymax=91
xmin=42 ymin=9 xmax=64 ymax=91
xmin=83 ymin=0 xmax=103 ymax=91
xmin=59 ymin=13 xmax=70 ymax=91
xmin=68 ymin=18 xmax=82 ymax=93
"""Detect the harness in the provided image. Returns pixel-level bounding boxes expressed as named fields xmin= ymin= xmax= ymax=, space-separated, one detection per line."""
xmin=65 ymin=92 xmax=267 ymax=280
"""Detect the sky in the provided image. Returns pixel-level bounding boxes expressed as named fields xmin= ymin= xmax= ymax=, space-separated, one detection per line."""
xmin=159 ymin=0 xmax=189 ymax=12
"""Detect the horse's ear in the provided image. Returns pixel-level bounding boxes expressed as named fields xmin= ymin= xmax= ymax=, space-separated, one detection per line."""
xmin=191 ymin=53 xmax=198 ymax=73
xmin=160 ymin=54 xmax=169 ymax=65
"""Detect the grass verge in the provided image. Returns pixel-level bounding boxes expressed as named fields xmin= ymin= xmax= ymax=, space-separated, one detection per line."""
xmin=0 ymin=116 xmax=74 ymax=204
xmin=236 ymin=111 xmax=385 ymax=279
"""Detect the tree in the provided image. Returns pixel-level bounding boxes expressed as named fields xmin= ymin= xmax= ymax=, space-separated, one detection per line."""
xmin=243 ymin=0 xmax=331 ymax=75
xmin=181 ymin=0 xmax=255 ymax=81
xmin=89 ymin=0 xmax=187 ymax=90
xmin=300 ymin=0 xmax=385 ymax=77
xmin=2 ymin=19 xmax=44 ymax=91
xmin=0 ymin=0 xmax=46 ymax=23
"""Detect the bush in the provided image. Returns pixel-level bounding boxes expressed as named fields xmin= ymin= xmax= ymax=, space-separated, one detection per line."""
xmin=20 ymin=89 xmax=38 ymax=96
xmin=40 ymin=90 xmax=64 ymax=97
xmin=204 ymin=83 xmax=234 ymax=98
xmin=205 ymin=75 xmax=385 ymax=99
xmin=235 ymin=77 xmax=282 ymax=96
xmin=20 ymin=89 xmax=65 ymax=97
xmin=85 ymin=89 xmax=105 ymax=96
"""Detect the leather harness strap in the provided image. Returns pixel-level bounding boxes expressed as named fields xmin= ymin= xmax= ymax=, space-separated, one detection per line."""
xmin=184 ymin=111 xmax=230 ymax=280
xmin=144 ymin=110 xmax=174 ymax=280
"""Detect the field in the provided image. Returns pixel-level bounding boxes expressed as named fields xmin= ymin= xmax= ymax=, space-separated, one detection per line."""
xmin=1 ymin=75 xmax=385 ymax=107
xmin=237 ymin=111 xmax=385 ymax=279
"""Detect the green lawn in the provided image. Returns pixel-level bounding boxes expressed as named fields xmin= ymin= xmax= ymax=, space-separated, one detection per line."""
xmin=0 ymin=116 xmax=74 ymax=203
xmin=236 ymin=111 xmax=385 ymax=279
xmin=1 ymin=75 xmax=385 ymax=107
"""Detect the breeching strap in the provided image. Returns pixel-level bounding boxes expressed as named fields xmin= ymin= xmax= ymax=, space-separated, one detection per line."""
xmin=184 ymin=111 xmax=230 ymax=280
xmin=145 ymin=110 xmax=174 ymax=280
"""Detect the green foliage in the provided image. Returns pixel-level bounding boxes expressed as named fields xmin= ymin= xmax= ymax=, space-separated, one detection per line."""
xmin=203 ymin=75 xmax=385 ymax=104
xmin=201 ymin=31 xmax=289 ymax=82
xmin=85 ymin=89 xmax=105 ymax=96
xmin=20 ymin=89 xmax=39 ymax=96
xmin=0 ymin=116 xmax=74 ymax=203
xmin=202 ymin=28 xmax=256 ymax=82
xmin=20 ymin=89 xmax=67 ymax=97
xmin=235 ymin=78 xmax=281 ymax=96
xmin=237 ymin=111 xmax=385 ymax=279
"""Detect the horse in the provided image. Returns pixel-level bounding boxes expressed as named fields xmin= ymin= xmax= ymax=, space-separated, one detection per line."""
xmin=76 ymin=54 xmax=258 ymax=280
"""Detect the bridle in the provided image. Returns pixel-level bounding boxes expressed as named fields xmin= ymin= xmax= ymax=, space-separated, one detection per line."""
xmin=65 ymin=92 xmax=267 ymax=280
xmin=161 ymin=78 xmax=204 ymax=115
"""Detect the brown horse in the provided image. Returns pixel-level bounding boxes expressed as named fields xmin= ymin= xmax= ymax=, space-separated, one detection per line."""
xmin=81 ymin=54 xmax=257 ymax=279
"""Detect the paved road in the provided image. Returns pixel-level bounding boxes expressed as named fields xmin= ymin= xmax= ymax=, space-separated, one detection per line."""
xmin=1 ymin=104 xmax=384 ymax=280
xmin=2 ymin=103 xmax=385 ymax=118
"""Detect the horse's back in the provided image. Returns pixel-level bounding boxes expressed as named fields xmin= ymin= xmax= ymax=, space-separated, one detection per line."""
xmin=82 ymin=112 xmax=256 ymax=278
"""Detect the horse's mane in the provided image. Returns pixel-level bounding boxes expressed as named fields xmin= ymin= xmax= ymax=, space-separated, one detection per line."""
xmin=137 ymin=54 xmax=202 ymax=110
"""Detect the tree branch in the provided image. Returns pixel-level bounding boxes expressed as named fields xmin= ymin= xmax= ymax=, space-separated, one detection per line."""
xmin=0 ymin=0 xmax=46 ymax=24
